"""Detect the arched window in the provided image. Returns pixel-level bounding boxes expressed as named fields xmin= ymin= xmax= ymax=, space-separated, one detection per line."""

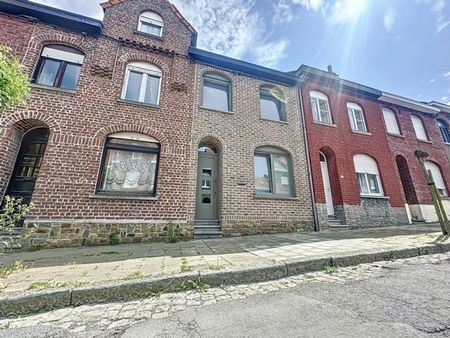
xmin=122 ymin=62 xmax=162 ymax=105
xmin=202 ymin=73 xmax=231 ymax=112
xmin=353 ymin=154 xmax=383 ymax=196
xmin=436 ymin=119 xmax=450 ymax=144
xmin=33 ymin=44 xmax=85 ymax=90
xmin=254 ymin=146 xmax=293 ymax=197
xmin=138 ymin=11 xmax=164 ymax=37
xmin=260 ymin=86 xmax=286 ymax=122
xmin=424 ymin=161 xmax=448 ymax=197
xmin=411 ymin=115 xmax=428 ymax=141
xmin=382 ymin=108 xmax=401 ymax=135
xmin=347 ymin=103 xmax=367 ymax=132
xmin=310 ymin=91 xmax=332 ymax=124
xmin=97 ymin=132 xmax=160 ymax=196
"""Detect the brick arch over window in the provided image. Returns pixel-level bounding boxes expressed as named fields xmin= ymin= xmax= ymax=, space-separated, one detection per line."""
xmin=197 ymin=135 xmax=224 ymax=154
xmin=117 ymin=53 xmax=170 ymax=77
xmin=251 ymin=142 xmax=294 ymax=157
xmin=0 ymin=112 xmax=60 ymax=133
xmin=200 ymin=70 xmax=232 ymax=83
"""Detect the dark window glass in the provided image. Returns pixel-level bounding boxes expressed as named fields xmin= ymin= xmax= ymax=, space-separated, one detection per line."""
xmin=437 ymin=120 xmax=450 ymax=143
xmin=125 ymin=71 xmax=142 ymax=102
xmin=60 ymin=64 xmax=82 ymax=90
xmin=255 ymin=155 xmax=271 ymax=193
xmin=36 ymin=59 xmax=60 ymax=86
xmin=144 ymin=75 xmax=160 ymax=104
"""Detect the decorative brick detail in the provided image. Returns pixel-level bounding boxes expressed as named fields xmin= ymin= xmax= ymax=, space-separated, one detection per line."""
xmin=90 ymin=65 xmax=114 ymax=78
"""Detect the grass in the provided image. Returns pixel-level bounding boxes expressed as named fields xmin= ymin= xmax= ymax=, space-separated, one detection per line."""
xmin=324 ymin=265 xmax=338 ymax=274
xmin=28 ymin=280 xmax=68 ymax=290
xmin=0 ymin=282 xmax=9 ymax=291
xmin=0 ymin=260 xmax=25 ymax=278
xmin=180 ymin=257 xmax=193 ymax=273
xmin=28 ymin=244 xmax=44 ymax=252
xmin=124 ymin=271 xmax=145 ymax=280
xmin=208 ymin=257 xmax=224 ymax=271
xmin=176 ymin=279 xmax=210 ymax=292
xmin=305 ymin=274 xmax=316 ymax=280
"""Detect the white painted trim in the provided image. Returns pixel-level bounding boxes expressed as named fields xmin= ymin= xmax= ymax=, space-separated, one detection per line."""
xmin=138 ymin=11 xmax=163 ymax=37
xmin=380 ymin=92 xmax=440 ymax=115
xmin=42 ymin=46 xmax=84 ymax=64
xmin=121 ymin=62 xmax=162 ymax=105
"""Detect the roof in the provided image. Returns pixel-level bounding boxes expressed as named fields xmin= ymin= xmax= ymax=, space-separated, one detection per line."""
xmin=189 ymin=47 xmax=298 ymax=86
xmin=379 ymin=93 xmax=440 ymax=115
xmin=295 ymin=65 xmax=381 ymax=99
xmin=0 ymin=0 xmax=103 ymax=36
xmin=429 ymin=101 xmax=450 ymax=114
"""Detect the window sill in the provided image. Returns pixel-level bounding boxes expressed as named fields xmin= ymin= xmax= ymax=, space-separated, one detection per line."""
xmin=30 ymin=83 xmax=77 ymax=95
xmin=89 ymin=194 xmax=158 ymax=201
xmin=259 ymin=118 xmax=288 ymax=125
xmin=254 ymin=194 xmax=298 ymax=201
xmin=360 ymin=195 xmax=390 ymax=200
xmin=445 ymin=143 xmax=450 ymax=146
xmin=199 ymin=106 xmax=234 ymax=115
xmin=352 ymin=130 xmax=372 ymax=136
xmin=417 ymin=139 xmax=432 ymax=144
xmin=387 ymin=133 xmax=404 ymax=138
xmin=117 ymin=98 xmax=161 ymax=109
xmin=313 ymin=121 xmax=337 ymax=128
xmin=134 ymin=30 xmax=164 ymax=41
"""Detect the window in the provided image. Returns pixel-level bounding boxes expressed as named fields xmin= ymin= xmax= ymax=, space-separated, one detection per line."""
xmin=122 ymin=62 xmax=162 ymax=105
xmin=254 ymin=147 xmax=293 ymax=197
xmin=424 ymin=161 xmax=448 ymax=197
xmin=382 ymin=108 xmax=401 ymax=135
xmin=347 ymin=103 xmax=367 ymax=132
xmin=411 ymin=115 xmax=428 ymax=141
xmin=436 ymin=119 xmax=450 ymax=144
xmin=260 ymin=86 xmax=286 ymax=122
xmin=138 ymin=11 xmax=163 ymax=37
xmin=353 ymin=154 xmax=383 ymax=196
xmin=202 ymin=74 xmax=231 ymax=112
xmin=33 ymin=45 xmax=84 ymax=90
xmin=310 ymin=91 xmax=332 ymax=124
xmin=98 ymin=132 xmax=160 ymax=196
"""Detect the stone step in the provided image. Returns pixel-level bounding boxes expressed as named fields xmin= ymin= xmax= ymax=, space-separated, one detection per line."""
xmin=327 ymin=224 xmax=350 ymax=231
xmin=194 ymin=233 xmax=223 ymax=240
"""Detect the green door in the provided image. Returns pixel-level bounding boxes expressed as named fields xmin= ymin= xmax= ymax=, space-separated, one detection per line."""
xmin=196 ymin=153 xmax=218 ymax=220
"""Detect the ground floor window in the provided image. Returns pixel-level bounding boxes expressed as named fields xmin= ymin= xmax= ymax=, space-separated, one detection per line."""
xmin=424 ymin=160 xmax=448 ymax=197
xmin=98 ymin=132 xmax=160 ymax=196
xmin=353 ymin=154 xmax=383 ymax=197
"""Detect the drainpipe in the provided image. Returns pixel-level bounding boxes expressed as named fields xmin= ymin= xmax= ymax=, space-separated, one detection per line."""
xmin=297 ymin=80 xmax=320 ymax=232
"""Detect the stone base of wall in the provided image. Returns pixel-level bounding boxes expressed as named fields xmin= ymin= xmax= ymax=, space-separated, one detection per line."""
xmin=21 ymin=221 xmax=194 ymax=249
xmin=316 ymin=199 xmax=409 ymax=229
xmin=221 ymin=220 xmax=314 ymax=237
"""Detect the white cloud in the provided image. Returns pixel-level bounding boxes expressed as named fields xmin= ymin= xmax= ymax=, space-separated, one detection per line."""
xmin=416 ymin=0 xmax=450 ymax=33
xmin=444 ymin=71 xmax=450 ymax=77
xmin=383 ymin=7 xmax=396 ymax=31
xmin=430 ymin=78 xmax=436 ymax=83
xmin=273 ymin=0 xmax=324 ymax=24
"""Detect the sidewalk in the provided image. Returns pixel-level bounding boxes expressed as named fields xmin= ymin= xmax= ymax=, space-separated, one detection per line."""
xmin=0 ymin=224 xmax=447 ymax=295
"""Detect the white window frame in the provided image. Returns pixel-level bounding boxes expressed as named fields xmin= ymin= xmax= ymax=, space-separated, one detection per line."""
xmin=424 ymin=160 xmax=448 ymax=197
xmin=353 ymin=154 xmax=384 ymax=197
xmin=347 ymin=102 xmax=367 ymax=132
xmin=382 ymin=108 xmax=401 ymax=135
xmin=121 ymin=62 xmax=162 ymax=105
xmin=138 ymin=11 xmax=164 ymax=37
xmin=310 ymin=91 xmax=332 ymax=124
xmin=411 ymin=115 xmax=428 ymax=141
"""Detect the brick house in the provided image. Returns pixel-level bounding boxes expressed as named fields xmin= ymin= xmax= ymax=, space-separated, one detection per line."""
xmin=0 ymin=0 xmax=198 ymax=246
xmin=296 ymin=66 xmax=409 ymax=229
xmin=378 ymin=94 xmax=450 ymax=222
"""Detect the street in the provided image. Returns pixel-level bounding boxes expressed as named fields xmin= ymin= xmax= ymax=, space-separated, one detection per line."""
xmin=0 ymin=252 xmax=449 ymax=337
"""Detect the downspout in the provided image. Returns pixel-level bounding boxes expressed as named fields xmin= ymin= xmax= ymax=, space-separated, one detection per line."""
xmin=297 ymin=79 xmax=320 ymax=232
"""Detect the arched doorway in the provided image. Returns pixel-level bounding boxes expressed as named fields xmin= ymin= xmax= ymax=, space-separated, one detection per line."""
xmin=396 ymin=155 xmax=418 ymax=205
xmin=320 ymin=151 xmax=334 ymax=216
xmin=6 ymin=127 xmax=50 ymax=205
xmin=196 ymin=145 xmax=218 ymax=220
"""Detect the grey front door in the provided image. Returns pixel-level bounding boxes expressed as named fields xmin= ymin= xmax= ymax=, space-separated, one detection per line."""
xmin=196 ymin=153 xmax=218 ymax=220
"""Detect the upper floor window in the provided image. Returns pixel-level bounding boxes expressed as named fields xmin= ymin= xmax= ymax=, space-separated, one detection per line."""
xmin=254 ymin=146 xmax=293 ymax=197
xmin=353 ymin=154 xmax=383 ymax=197
xmin=122 ymin=62 xmax=162 ymax=105
xmin=382 ymin=108 xmax=401 ymax=135
xmin=260 ymin=86 xmax=286 ymax=122
xmin=138 ymin=11 xmax=163 ymax=37
xmin=33 ymin=44 xmax=84 ymax=90
xmin=424 ymin=160 xmax=448 ymax=197
xmin=97 ymin=132 xmax=160 ymax=197
xmin=310 ymin=91 xmax=332 ymax=124
xmin=347 ymin=103 xmax=367 ymax=132
xmin=411 ymin=115 xmax=428 ymax=141
xmin=202 ymin=74 xmax=231 ymax=112
xmin=436 ymin=119 xmax=450 ymax=144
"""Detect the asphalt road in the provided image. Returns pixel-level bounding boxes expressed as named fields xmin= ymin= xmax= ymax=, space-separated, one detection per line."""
xmin=122 ymin=258 xmax=450 ymax=338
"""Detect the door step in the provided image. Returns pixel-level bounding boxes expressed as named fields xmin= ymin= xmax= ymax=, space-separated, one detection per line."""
xmin=325 ymin=217 xmax=349 ymax=230
xmin=194 ymin=220 xmax=222 ymax=239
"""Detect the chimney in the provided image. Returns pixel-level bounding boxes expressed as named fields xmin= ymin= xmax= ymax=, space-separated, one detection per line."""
xmin=327 ymin=65 xmax=333 ymax=73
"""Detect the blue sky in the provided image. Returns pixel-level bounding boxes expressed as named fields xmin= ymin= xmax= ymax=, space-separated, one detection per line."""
xmin=31 ymin=0 xmax=450 ymax=104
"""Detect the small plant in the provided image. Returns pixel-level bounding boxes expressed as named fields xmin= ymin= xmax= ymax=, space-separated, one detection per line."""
xmin=124 ymin=271 xmax=145 ymax=280
xmin=0 ymin=196 xmax=32 ymax=253
xmin=148 ymin=285 xmax=165 ymax=297
xmin=0 ymin=282 xmax=9 ymax=291
xmin=305 ymin=274 xmax=316 ymax=280
xmin=176 ymin=278 xmax=210 ymax=292
xmin=28 ymin=280 xmax=68 ymax=290
xmin=28 ymin=244 xmax=43 ymax=252
xmin=166 ymin=222 xmax=180 ymax=243
xmin=208 ymin=256 xmax=224 ymax=271
xmin=324 ymin=265 xmax=338 ymax=274
xmin=109 ymin=230 xmax=120 ymax=246
xmin=0 ymin=260 xmax=25 ymax=278
xmin=180 ymin=257 xmax=193 ymax=272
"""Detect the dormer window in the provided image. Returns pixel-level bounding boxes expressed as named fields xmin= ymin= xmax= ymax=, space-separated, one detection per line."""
xmin=138 ymin=11 xmax=163 ymax=37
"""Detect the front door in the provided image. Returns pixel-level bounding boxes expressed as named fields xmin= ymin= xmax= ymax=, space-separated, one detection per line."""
xmin=6 ymin=128 xmax=49 ymax=205
xmin=320 ymin=153 xmax=334 ymax=216
xmin=196 ymin=152 xmax=218 ymax=220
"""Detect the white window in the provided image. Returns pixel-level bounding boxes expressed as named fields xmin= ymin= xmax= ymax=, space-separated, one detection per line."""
xmin=138 ymin=11 xmax=163 ymax=37
xmin=353 ymin=154 xmax=383 ymax=196
xmin=424 ymin=161 xmax=448 ymax=197
xmin=202 ymin=74 xmax=231 ymax=112
xmin=382 ymin=108 xmax=401 ymax=135
xmin=310 ymin=91 xmax=332 ymax=124
xmin=411 ymin=115 xmax=428 ymax=141
xmin=122 ymin=62 xmax=162 ymax=105
xmin=347 ymin=103 xmax=367 ymax=132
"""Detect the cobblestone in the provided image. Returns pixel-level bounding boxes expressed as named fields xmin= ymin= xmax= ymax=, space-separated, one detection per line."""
xmin=0 ymin=252 xmax=448 ymax=337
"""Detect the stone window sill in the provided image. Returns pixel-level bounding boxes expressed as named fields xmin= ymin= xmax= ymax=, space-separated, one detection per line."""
xmin=417 ymin=139 xmax=432 ymax=144
xmin=117 ymin=98 xmax=161 ymax=109
xmin=313 ymin=121 xmax=337 ymax=128
xmin=352 ymin=130 xmax=372 ymax=136
xmin=259 ymin=118 xmax=288 ymax=125
xmin=30 ymin=83 xmax=77 ymax=95
xmin=134 ymin=30 xmax=164 ymax=41
xmin=254 ymin=194 xmax=298 ymax=201
xmin=360 ymin=195 xmax=390 ymax=200
xmin=387 ymin=133 xmax=405 ymax=138
xmin=89 ymin=194 xmax=158 ymax=201
xmin=199 ymin=106 xmax=234 ymax=115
